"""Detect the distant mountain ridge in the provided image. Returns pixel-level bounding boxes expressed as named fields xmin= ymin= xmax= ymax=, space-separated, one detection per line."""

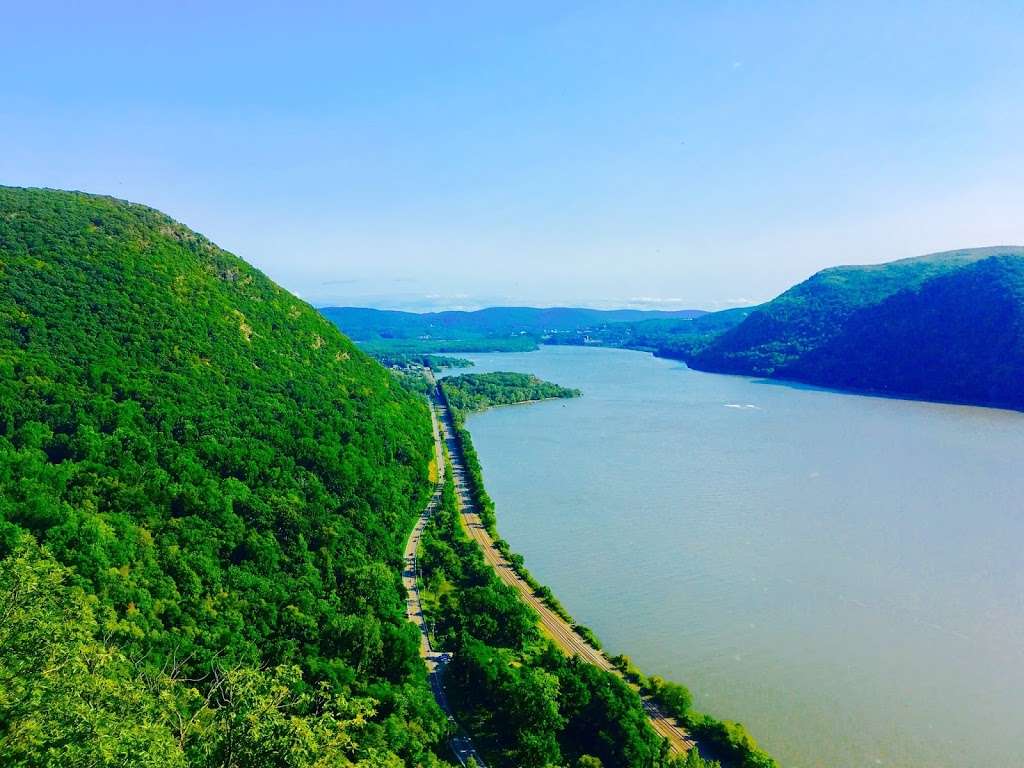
xmin=323 ymin=246 xmax=1024 ymax=410
xmin=688 ymin=246 xmax=1024 ymax=410
xmin=322 ymin=305 xmax=705 ymax=342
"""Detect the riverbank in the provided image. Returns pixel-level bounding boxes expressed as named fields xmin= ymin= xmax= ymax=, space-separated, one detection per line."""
xmin=415 ymin=404 xmax=677 ymax=766
xmin=558 ymin=340 xmax=1024 ymax=415
xmin=438 ymin=394 xmax=694 ymax=748
xmin=434 ymin=384 xmax=781 ymax=768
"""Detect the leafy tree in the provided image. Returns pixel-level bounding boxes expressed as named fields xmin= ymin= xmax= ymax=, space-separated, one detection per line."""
xmin=0 ymin=541 xmax=184 ymax=767
xmin=647 ymin=677 xmax=693 ymax=720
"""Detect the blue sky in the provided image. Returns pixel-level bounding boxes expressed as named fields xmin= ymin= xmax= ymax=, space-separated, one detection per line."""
xmin=4 ymin=1 xmax=1023 ymax=310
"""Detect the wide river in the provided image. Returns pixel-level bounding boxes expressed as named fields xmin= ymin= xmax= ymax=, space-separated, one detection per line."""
xmin=441 ymin=346 xmax=1024 ymax=768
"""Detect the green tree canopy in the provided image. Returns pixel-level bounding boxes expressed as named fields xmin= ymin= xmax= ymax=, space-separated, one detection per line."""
xmin=0 ymin=187 xmax=446 ymax=765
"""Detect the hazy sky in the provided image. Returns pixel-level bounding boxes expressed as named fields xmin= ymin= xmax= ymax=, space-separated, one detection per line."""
xmin=4 ymin=2 xmax=1023 ymax=311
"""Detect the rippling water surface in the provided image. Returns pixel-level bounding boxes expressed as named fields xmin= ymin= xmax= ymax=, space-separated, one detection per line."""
xmin=442 ymin=346 xmax=1024 ymax=768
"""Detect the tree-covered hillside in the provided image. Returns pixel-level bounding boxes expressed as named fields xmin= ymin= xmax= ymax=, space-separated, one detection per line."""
xmin=782 ymin=255 xmax=1024 ymax=408
xmin=0 ymin=187 xmax=448 ymax=765
xmin=685 ymin=246 xmax=1024 ymax=409
xmin=690 ymin=247 xmax=1018 ymax=375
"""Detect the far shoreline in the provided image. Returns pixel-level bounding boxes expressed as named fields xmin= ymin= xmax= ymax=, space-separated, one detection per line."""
xmin=450 ymin=342 xmax=1024 ymax=417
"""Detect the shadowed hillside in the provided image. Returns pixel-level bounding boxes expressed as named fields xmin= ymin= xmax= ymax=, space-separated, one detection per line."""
xmin=687 ymin=247 xmax=1024 ymax=409
xmin=781 ymin=255 xmax=1024 ymax=408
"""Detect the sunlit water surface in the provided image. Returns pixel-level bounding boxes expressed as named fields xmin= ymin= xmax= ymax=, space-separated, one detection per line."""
xmin=441 ymin=346 xmax=1024 ymax=768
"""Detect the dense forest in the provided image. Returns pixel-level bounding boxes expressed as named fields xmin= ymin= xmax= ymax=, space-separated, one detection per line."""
xmin=439 ymin=372 xmax=581 ymax=412
xmin=686 ymin=247 xmax=1024 ymax=409
xmin=0 ymin=185 xmax=756 ymax=768
xmin=0 ymin=187 xmax=450 ymax=765
xmin=778 ymin=255 xmax=1024 ymax=407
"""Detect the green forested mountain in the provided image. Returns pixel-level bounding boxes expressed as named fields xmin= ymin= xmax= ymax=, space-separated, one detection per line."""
xmin=0 ymin=187 xmax=447 ymax=765
xmin=781 ymin=255 xmax=1024 ymax=408
xmin=686 ymin=247 xmax=1024 ymax=409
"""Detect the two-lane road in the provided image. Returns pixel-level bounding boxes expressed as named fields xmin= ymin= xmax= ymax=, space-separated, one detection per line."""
xmin=402 ymin=397 xmax=486 ymax=768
